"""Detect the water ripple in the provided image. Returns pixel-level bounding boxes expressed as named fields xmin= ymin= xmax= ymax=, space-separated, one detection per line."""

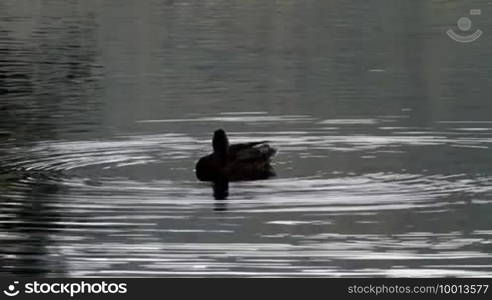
xmin=2 ymin=114 xmax=492 ymax=277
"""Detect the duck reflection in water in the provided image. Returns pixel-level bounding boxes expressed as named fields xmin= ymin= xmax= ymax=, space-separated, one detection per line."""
xmin=213 ymin=180 xmax=229 ymax=211
xmin=195 ymin=129 xmax=276 ymax=204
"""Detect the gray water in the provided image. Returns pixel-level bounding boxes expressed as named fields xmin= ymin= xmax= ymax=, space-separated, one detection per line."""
xmin=1 ymin=0 xmax=492 ymax=277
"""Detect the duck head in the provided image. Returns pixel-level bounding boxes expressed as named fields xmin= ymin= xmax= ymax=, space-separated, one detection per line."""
xmin=212 ymin=129 xmax=229 ymax=157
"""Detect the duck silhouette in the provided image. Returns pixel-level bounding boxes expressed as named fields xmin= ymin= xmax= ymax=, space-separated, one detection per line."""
xmin=195 ymin=129 xmax=276 ymax=182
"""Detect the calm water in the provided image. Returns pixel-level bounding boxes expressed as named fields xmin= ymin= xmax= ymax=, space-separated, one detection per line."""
xmin=1 ymin=0 xmax=492 ymax=277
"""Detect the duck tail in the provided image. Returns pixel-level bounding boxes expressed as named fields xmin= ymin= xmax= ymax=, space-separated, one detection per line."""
xmin=257 ymin=144 xmax=277 ymax=160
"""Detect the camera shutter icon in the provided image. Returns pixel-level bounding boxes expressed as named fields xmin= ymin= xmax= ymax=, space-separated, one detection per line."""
xmin=3 ymin=282 xmax=20 ymax=297
xmin=447 ymin=9 xmax=483 ymax=43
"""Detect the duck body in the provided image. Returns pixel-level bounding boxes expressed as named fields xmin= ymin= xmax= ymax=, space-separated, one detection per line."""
xmin=195 ymin=129 xmax=276 ymax=182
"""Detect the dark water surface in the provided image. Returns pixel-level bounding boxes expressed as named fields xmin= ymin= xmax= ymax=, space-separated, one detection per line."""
xmin=1 ymin=0 xmax=492 ymax=277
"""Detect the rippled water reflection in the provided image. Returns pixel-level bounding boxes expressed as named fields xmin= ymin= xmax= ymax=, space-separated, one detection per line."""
xmin=2 ymin=0 xmax=492 ymax=277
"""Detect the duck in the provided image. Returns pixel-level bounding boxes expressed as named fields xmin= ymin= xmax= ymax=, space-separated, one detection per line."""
xmin=195 ymin=129 xmax=276 ymax=182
